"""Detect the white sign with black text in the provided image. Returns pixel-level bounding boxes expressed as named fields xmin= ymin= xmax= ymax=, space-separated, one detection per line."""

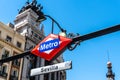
xmin=30 ymin=61 xmax=72 ymax=76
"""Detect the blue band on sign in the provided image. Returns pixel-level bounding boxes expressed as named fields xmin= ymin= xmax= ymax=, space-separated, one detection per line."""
xmin=39 ymin=38 xmax=60 ymax=52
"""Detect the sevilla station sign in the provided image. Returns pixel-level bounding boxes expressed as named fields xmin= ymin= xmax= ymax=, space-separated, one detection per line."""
xmin=31 ymin=34 xmax=72 ymax=61
xmin=30 ymin=61 xmax=72 ymax=76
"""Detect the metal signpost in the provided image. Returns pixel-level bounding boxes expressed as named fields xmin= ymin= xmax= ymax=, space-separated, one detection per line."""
xmin=30 ymin=61 xmax=72 ymax=76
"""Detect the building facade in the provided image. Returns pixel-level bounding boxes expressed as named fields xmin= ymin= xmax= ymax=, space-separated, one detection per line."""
xmin=0 ymin=22 xmax=25 ymax=80
xmin=0 ymin=0 xmax=66 ymax=80
xmin=14 ymin=2 xmax=46 ymax=80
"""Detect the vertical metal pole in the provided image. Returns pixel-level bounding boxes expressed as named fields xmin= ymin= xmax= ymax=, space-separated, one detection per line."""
xmin=51 ymin=20 xmax=54 ymax=34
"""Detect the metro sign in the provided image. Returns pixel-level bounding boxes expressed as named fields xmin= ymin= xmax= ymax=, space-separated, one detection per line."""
xmin=39 ymin=38 xmax=60 ymax=52
xmin=31 ymin=34 xmax=72 ymax=61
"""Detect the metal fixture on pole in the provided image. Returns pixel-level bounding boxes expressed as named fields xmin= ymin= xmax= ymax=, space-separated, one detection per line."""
xmin=44 ymin=15 xmax=67 ymax=37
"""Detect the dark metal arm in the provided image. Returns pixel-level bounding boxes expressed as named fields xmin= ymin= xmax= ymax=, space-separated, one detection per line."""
xmin=0 ymin=24 xmax=120 ymax=63
xmin=0 ymin=51 xmax=31 ymax=63
xmin=71 ymin=24 xmax=120 ymax=44
xmin=44 ymin=15 xmax=66 ymax=32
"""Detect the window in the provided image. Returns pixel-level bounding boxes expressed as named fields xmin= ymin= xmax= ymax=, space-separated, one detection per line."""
xmin=34 ymin=33 xmax=38 ymax=38
xmin=56 ymin=72 xmax=59 ymax=80
xmin=0 ymin=31 xmax=1 ymax=38
xmin=51 ymin=73 xmax=55 ymax=80
xmin=12 ymin=59 xmax=20 ymax=67
xmin=39 ymin=36 xmax=42 ymax=40
xmin=16 ymin=41 xmax=22 ymax=48
xmin=10 ymin=69 xmax=18 ymax=80
xmin=13 ymin=70 xmax=18 ymax=77
xmin=11 ymin=69 xmax=18 ymax=77
xmin=2 ymin=49 xmax=9 ymax=59
xmin=44 ymin=73 xmax=49 ymax=80
xmin=1 ymin=66 xmax=7 ymax=73
xmin=30 ymin=31 xmax=34 ymax=38
xmin=26 ymin=56 xmax=36 ymax=79
xmin=0 ymin=65 xmax=8 ymax=77
xmin=6 ymin=35 xmax=12 ymax=42
xmin=45 ymin=60 xmax=50 ymax=66
xmin=12 ymin=52 xmax=20 ymax=67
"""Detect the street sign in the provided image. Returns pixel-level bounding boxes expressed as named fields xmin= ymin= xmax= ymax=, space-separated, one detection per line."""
xmin=31 ymin=34 xmax=72 ymax=61
xmin=30 ymin=61 xmax=72 ymax=76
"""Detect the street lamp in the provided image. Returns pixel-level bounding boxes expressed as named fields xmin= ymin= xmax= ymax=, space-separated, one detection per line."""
xmin=59 ymin=31 xmax=67 ymax=37
xmin=44 ymin=15 xmax=67 ymax=37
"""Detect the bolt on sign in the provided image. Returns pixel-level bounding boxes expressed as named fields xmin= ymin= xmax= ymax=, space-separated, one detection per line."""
xmin=31 ymin=34 xmax=72 ymax=61
xmin=30 ymin=61 xmax=72 ymax=76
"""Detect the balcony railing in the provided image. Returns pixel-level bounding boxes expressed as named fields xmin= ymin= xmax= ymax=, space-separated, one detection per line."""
xmin=10 ymin=75 xmax=18 ymax=80
xmin=12 ymin=60 xmax=20 ymax=67
xmin=0 ymin=71 xmax=8 ymax=78
xmin=1 ymin=55 xmax=9 ymax=59
xmin=0 ymin=36 xmax=23 ymax=51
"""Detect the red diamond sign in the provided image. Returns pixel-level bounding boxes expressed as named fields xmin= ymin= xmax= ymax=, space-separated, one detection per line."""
xmin=31 ymin=34 xmax=72 ymax=61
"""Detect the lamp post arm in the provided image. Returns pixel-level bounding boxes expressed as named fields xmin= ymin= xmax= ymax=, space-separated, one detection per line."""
xmin=44 ymin=15 xmax=66 ymax=32
xmin=0 ymin=50 xmax=31 ymax=64
xmin=71 ymin=24 xmax=120 ymax=44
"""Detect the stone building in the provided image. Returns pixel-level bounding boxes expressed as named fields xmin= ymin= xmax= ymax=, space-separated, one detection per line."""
xmin=0 ymin=22 xmax=25 ymax=80
xmin=14 ymin=1 xmax=45 ymax=79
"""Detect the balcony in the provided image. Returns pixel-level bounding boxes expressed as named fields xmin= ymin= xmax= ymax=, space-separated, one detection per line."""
xmin=0 ymin=36 xmax=24 ymax=52
xmin=1 ymin=55 xmax=9 ymax=59
xmin=12 ymin=60 xmax=20 ymax=68
xmin=27 ymin=34 xmax=41 ymax=44
xmin=10 ymin=75 xmax=18 ymax=80
xmin=0 ymin=71 xmax=8 ymax=78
